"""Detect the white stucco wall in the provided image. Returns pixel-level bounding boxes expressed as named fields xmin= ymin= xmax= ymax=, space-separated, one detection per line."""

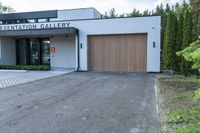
xmin=68 ymin=16 xmax=161 ymax=72
xmin=52 ymin=8 xmax=102 ymax=21
xmin=0 ymin=16 xmax=161 ymax=72
xmin=0 ymin=37 xmax=16 ymax=65
xmin=50 ymin=36 xmax=76 ymax=69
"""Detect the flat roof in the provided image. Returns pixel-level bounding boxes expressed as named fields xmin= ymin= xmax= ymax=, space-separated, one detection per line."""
xmin=0 ymin=7 xmax=102 ymax=21
xmin=0 ymin=10 xmax=58 ymax=21
xmin=0 ymin=27 xmax=78 ymax=37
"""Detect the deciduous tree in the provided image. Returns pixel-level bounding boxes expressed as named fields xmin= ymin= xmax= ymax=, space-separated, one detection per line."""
xmin=0 ymin=2 xmax=14 ymax=13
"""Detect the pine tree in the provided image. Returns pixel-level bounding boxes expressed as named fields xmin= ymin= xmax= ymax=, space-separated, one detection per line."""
xmin=104 ymin=8 xmax=118 ymax=18
xmin=126 ymin=8 xmax=142 ymax=17
xmin=109 ymin=8 xmax=118 ymax=18
xmin=182 ymin=9 xmax=193 ymax=76
xmin=190 ymin=0 xmax=200 ymax=40
xmin=162 ymin=11 xmax=177 ymax=70
xmin=176 ymin=12 xmax=184 ymax=72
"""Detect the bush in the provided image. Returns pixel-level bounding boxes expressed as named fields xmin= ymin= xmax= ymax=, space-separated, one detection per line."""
xmin=0 ymin=65 xmax=50 ymax=71
xmin=194 ymin=88 xmax=200 ymax=100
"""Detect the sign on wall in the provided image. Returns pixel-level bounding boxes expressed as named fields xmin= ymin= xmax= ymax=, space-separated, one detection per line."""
xmin=0 ymin=22 xmax=70 ymax=31
xmin=50 ymin=47 xmax=56 ymax=52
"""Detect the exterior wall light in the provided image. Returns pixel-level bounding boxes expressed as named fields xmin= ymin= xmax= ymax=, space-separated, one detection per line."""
xmin=80 ymin=43 xmax=83 ymax=49
xmin=153 ymin=41 xmax=156 ymax=48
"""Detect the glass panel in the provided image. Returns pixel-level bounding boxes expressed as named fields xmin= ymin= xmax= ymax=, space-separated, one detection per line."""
xmin=38 ymin=19 xmax=47 ymax=22
xmin=30 ymin=39 xmax=40 ymax=65
xmin=16 ymin=38 xmax=50 ymax=66
xmin=27 ymin=19 xmax=36 ymax=23
xmin=18 ymin=39 xmax=27 ymax=65
xmin=41 ymin=40 xmax=50 ymax=65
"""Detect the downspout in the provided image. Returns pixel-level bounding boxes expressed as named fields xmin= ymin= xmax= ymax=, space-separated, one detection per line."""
xmin=77 ymin=30 xmax=80 ymax=71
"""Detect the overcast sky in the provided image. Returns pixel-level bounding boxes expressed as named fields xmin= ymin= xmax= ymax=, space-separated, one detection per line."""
xmin=1 ymin=0 xmax=184 ymax=14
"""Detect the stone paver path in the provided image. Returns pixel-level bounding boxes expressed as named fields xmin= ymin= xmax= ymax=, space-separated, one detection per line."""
xmin=0 ymin=70 xmax=74 ymax=88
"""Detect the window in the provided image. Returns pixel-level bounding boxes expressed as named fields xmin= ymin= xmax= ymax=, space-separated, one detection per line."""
xmin=27 ymin=19 xmax=36 ymax=23
xmin=38 ymin=19 xmax=47 ymax=22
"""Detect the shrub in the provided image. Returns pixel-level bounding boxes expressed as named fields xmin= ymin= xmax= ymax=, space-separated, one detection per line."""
xmin=194 ymin=88 xmax=200 ymax=100
xmin=0 ymin=65 xmax=50 ymax=71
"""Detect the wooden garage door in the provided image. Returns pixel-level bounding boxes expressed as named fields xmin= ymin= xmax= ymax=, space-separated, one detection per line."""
xmin=88 ymin=34 xmax=147 ymax=72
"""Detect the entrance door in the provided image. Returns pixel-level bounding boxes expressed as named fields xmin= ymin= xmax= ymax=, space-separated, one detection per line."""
xmin=41 ymin=39 xmax=50 ymax=65
xmin=30 ymin=39 xmax=40 ymax=65
xmin=16 ymin=38 xmax=50 ymax=66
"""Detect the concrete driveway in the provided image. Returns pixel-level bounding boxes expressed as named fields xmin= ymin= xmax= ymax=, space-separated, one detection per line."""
xmin=0 ymin=72 xmax=160 ymax=133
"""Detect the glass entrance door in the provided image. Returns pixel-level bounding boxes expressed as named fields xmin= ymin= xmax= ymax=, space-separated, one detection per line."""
xmin=41 ymin=39 xmax=50 ymax=65
xmin=16 ymin=38 xmax=50 ymax=66
xmin=30 ymin=39 xmax=40 ymax=65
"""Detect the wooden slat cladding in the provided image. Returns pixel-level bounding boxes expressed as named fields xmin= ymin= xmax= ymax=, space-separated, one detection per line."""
xmin=88 ymin=34 xmax=147 ymax=72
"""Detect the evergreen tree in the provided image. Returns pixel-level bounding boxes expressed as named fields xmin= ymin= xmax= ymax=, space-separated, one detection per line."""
xmin=176 ymin=12 xmax=184 ymax=71
xmin=126 ymin=8 xmax=142 ymax=17
xmin=119 ymin=13 xmax=125 ymax=18
xmin=109 ymin=8 xmax=118 ymax=18
xmin=162 ymin=11 xmax=177 ymax=70
xmin=165 ymin=4 xmax=171 ymax=13
xmin=190 ymin=0 xmax=200 ymax=40
xmin=182 ymin=9 xmax=193 ymax=76
xmin=143 ymin=9 xmax=152 ymax=16
xmin=104 ymin=8 xmax=118 ymax=18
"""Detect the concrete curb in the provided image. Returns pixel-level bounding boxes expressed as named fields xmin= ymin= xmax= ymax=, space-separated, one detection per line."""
xmin=0 ymin=69 xmax=27 ymax=73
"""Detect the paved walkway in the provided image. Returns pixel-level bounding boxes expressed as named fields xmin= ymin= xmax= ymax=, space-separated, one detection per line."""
xmin=0 ymin=70 xmax=74 ymax=88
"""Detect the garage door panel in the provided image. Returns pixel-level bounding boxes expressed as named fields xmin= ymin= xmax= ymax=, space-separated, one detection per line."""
xmin=89 ymin=34 xmax=147 ymax=72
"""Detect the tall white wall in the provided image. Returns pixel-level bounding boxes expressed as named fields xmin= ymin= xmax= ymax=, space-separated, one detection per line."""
xmin=0 ymin=16 xmax=161 ymax=72
xmin=0 ymin=37 xmax=16 ymax=65
xmin=50 ymin=36 xmax=76 ymax=69
xmin=52 ymin=8 xmax=102 ymax=21
xmin=69 ymin=16 xmax=161 ymax=72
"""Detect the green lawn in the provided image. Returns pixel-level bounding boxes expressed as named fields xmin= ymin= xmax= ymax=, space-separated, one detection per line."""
xmin=157 ymin=74 xmax=200 ymax=133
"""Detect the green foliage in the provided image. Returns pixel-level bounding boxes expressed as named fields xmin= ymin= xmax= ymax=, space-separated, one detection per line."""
xmin=142 ymin=9 xmax=152 ymax=16
xmin=126 ymin=8 xmax=142 ymax=17
xmin=190 ymin=0 xmax=200 ymax=38
xmin=176 ymin=123 xmax=200 ymax=133
xmin=169 ymin=107 xmax=200 ymax=133
xmin=162 ymin=11 xmax=177 ymax=70
xmin=169 ymin=107 xmax=200 ymax=124
xmin=194 ymin=88 xmax=200 ymax=100
xmin=0 ymin=65 xmax=50 ymax=71
xmin=0 ymin=2 xmax=14 ymax=13
xmin=181 ymin=9 xmax=193 ymax=75
xmin=104 ymin=8 xmax=118 ymax=18
xmin=177 ymin=37 xmax=200 ymax=71
xmin=175 ymin=12 xmax=184 ymax=71
xmin=183 ymin=9 xmax=193 ymax=49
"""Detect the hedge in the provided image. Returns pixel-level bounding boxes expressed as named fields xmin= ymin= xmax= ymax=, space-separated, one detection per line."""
xmin=0 ymin=65 xmax=50 ymax=71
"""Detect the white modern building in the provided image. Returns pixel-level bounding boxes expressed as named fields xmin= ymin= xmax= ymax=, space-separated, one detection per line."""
xmin=0 ymin=8 xmax=161 ymax=72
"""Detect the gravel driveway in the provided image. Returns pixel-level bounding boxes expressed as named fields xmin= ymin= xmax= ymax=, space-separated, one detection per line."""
xmin=0 ymin=72 xmax=160 ymax=133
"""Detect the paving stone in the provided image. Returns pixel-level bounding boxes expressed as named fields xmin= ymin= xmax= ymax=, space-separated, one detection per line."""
xmin=0 ymin=70 xmax=74 ymax=88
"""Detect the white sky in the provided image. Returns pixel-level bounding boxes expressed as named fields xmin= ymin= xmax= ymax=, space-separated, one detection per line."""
xmin=0 ymin=0 xmax=184 ymax=14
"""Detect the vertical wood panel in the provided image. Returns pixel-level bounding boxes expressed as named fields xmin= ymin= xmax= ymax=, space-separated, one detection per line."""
xmin=88 ymin=34 xmax=147 ymax=72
